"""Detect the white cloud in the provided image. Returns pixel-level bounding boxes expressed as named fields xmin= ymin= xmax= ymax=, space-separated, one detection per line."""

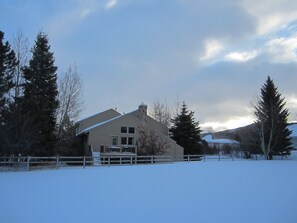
xmin=225 ymin=50 xmax=258 ymax=62
xmin=199 ymin=39 xmax=224 ymax=62
xmin=265 ymin=36 xmax=297 ymax=63
xmin=79 ymin=6 xmax=96 ymax=19
xmin=241 ymin=0 xmax=297 ymax=35
xmin=201 ymin=116 xmax=254 ymax=132
xmin=48 ymin=1 xmax=99 ymax=37
xmin=286 ymin=95 xmax=297 ymax=117
xmin=105 ymin=0 xmax=118 ymax=10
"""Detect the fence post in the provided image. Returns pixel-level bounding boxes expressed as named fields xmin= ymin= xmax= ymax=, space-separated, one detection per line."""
xmin=135 ymin=156 xmax=137 ymax=164
xmin=151 ymin=155 xmax=153 ymax=164
xmin=108 ymin=156 xmax=110 ymax=166
xmin=188 ymin=154 xmax=190 ymax=163
xmin=120 ymin=157 xmax=122 ymax=165
xmin=204 ymin=154 xmax=206 ymax=162
xmin=27 ymin=156 xmax=31 ymax=171
xmin=219 ymin=153 xmax=221 ymax=162
xmin=130 ymin=156 xmax=133 ymax=165
xmin=83 ymin=156 xmax=86 ymax=168
xmin=56 ymin=156 xmax=59 ymax=168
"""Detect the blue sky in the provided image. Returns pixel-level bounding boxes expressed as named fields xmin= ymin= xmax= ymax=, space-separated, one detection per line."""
xmin=1 ymin=0 xmax=297 ymax=130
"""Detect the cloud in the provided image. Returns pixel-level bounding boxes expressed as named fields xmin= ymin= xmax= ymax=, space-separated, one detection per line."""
xmin=225 ymin=50 xmax=258 ymax=62
xmin=47 ymin=0 xmax=99 ymax=38
xmin=199 ymin=39 xmax=224 ymax=62
xmin=286 ymin=95 xmax=297 ymax=122
xmin=241 ymin=0 xmax=297 ymax=35
xmin=201 ymin=115 xmax=254 ymax=132
xmin=265 ymin=36 xmax=297 ymax=63
xmin=105 ymin=0 xmax=118 ymax=10
xmin=40 ymin=0 xmax=297 ymax=130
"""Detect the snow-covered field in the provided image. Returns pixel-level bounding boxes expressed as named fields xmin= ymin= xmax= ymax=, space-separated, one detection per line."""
xmin=1 ymin=161 xmax=297 ymax=223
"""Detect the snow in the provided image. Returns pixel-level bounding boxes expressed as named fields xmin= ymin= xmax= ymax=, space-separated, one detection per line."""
xmin=1 ymin=161 xmax=297 ymax=223
xmin=203 ymin=134 xmax=240 ymax=144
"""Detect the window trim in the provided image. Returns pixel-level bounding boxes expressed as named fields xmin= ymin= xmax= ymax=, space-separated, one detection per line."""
xmin=121 ymin=137 xmax=127 ymax=145
xmin=128 ymin=137 xmax=134 ymax=145
xmin=121 ymin=126 xmax=127 ymax=133
xmin=128 ymin=127 xmax=135 ymax=134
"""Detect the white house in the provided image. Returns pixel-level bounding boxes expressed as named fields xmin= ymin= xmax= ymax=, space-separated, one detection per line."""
xmin=76 ymin=104 xmax=184 ymax=159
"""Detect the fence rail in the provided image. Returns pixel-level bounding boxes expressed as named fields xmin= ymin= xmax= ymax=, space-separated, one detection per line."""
xmin=0 ymin=154 xmax=236 ymax=171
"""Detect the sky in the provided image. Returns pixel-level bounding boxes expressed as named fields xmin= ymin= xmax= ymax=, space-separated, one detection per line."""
xmin=1 ymin=0 xmax=297 ymax=131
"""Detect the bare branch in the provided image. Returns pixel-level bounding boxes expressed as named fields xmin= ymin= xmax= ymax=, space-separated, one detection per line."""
xmin=56 ymin=64 xmax=84 ymax=140
xmin=137 ymin=125 xmax=168 ymax=155
xmin=150 ymin=99 xmax=172 ymax=128
xmin=12 ymin=30 xmax=29 ymax=98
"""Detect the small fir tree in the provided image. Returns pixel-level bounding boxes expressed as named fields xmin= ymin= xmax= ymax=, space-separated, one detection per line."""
xmin=22 ymin=32 xmax=58 ymax=156
xmin=254 ymin=76 xmax=292 ymax=159
xmin=170 ymin=102 xmax=202 ymax=154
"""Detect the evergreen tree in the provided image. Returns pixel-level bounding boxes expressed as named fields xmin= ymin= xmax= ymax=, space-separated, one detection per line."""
xmin=22 ymin=32 xmax=58 ymax=156
xmin=4 ymin=31 xmax=30 ymax=155
xmin=170 ymin=102 xmax=202 ymax=154
xmin=254 ymin=76 xmax=292 ymax=159
xmin=0 ymin=31 xmax=18 ymax=155
xmin=0 ymin=31 xmax=17 ymax=126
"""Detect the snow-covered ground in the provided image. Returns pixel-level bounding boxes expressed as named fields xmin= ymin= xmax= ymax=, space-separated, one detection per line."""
xmin=1 ymin=161 xmax=297 ymax=223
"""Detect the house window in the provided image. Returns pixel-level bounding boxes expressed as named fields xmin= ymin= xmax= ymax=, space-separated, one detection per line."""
xmin=121 ymin=137 xmax=127 ymax=145
xmin=121 ymin=126 xmax=127 ymax=133
xmin=128 ymin=137 xmax=134 ymax=145
xmin=128 ymin=127 xmax=135 ymax=134
xmin=112 ymin=137 xmax=117 ymax=145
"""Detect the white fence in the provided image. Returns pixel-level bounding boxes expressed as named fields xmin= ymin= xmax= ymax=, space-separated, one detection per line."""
xmin=0 ymin=154 xmax=235 ymax=171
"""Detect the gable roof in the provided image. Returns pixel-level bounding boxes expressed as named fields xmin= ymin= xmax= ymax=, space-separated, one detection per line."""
xmin=78 ymin=114 xmax=123 ymax=135
xmin=77 ymin=111 xmax=144 ymax=135
xmin=77 ymin=105 xmax=169 ymax=136
xmin=77 ymin=108 xmax=121 ymax=123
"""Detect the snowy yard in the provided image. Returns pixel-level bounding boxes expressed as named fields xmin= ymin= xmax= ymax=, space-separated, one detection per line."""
xmin=1 ymin=161 xmax=297 ymax=223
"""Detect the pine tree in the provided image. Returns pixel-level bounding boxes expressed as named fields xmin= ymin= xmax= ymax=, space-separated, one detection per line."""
xmin=170 ymin=102 xmax=202 ymax=154
xmin=22 ymin=32 xmax=58 ymax=156
xmin=0 ymin=31 xmax=18 ymax=155
xmin=0 ymin=31 xmax=17 ymax=125
xmin=254 ymin=76 xmax=292 ymax=159
xmin=4 ymin=31 xmax=30 ymax=155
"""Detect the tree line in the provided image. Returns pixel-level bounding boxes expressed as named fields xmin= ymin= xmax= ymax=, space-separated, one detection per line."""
xmin=0 ymin=30 xmax=84 ymax=157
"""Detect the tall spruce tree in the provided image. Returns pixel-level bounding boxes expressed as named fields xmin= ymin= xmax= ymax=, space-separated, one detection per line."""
xmin=0 ymin=31 xmax=17 ymax=125
xmin=23 ymin=32 xmax=58 ymax=156
xmin=170 ymin=102 xmax=202 ymax=154
xmin=254 ymin=76 xmax=292 ymax=160
xmin=0 ymin=31 xmax=18 ymax=155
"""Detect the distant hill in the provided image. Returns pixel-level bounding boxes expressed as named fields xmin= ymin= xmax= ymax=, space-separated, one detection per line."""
xmin=206 ymin=122 xmax=297 ymax=151
xmin=208 ymin=122 xmax=297 ymax=140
